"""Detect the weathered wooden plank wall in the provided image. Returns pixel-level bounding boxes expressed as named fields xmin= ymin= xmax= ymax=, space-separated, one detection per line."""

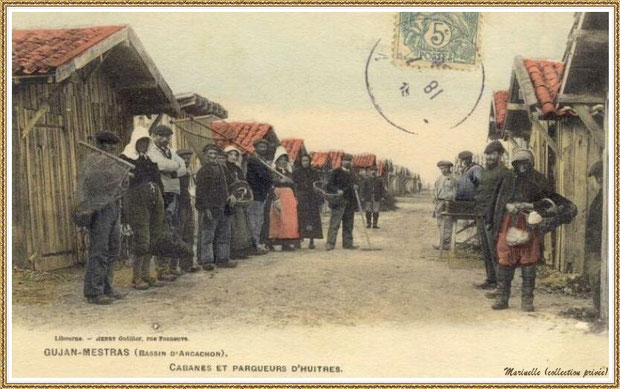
xmin=13 ymin=69 xmax=134 ymax=271
xmin=553 ymin=117 xmax=598 ymax=274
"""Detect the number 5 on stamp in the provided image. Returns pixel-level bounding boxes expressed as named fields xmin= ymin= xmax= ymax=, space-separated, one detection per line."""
xmin=393 ymin=12 xmax=481 ymax=70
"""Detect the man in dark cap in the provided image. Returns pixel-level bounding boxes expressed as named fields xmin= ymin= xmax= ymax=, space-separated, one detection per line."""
xmin=361 ymin=165 xmax=385 ymax=229
xmin=432 ymin=160 xmax=456 ymax=249
xmin=83 ymin=131 xmax=128 ymax=305
xmin=325 ymin=153 xmax=359 ymax=251
xmin=474 ymin=140 xmax=511 ymax=292
xmin=456 ymin=150 xmax=483 ymax=201
xmin=585 ymin=160 xmax=604 ymax=315
xmin=195 ymin=143 xmax=238 ymax=269
xmin=176 ymin=148 xmax=199 ymax=273
xmin=148 ymin=125 xmax=187 ymax=281
xmin=246 ymin=138 xmax=273 ymax=255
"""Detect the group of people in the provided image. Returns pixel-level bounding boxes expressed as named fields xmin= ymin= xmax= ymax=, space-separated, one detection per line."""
xmin=79 ymin=127 xmax=387 ymax=305
xmin=431 ymin=141 xmax=601 ymax=313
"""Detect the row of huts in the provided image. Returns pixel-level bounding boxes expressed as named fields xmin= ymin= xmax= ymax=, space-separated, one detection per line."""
xmin=11 ymin=24 xmax=419 ymax=272
xmin=486 ymin=13 xmax=609 ymax=318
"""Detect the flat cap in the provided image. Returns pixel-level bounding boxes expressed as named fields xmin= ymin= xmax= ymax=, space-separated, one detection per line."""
xmin=588 ymin=161 xmax=603 ymax=177
xmin=203 ymin=143 xmax=222 ymax=153
xmin=457 ymin=150 xmax=473 ymax=160
xmin=511 ymin=149 xmax=534 ymax=164
xmin=176 ymin=148 xmax=193 ymax=156
xmin=342 ymin=153 xmax=354 ymax=161
xmin=95 ymin=131 xmax=120 ymax=144
xmin=437 ymin=160 xmax=453 ymax=168
xmin=484 ymin=140 xmax=505 ymax=154
xmin=253 ymin=138 xmax=269 ymax=146
xmin=152 ymin=125 xmax=173 ymax=136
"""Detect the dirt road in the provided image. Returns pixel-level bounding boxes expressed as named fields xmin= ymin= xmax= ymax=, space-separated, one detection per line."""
xmin=11 ymin=194 xmax=610 ymax=380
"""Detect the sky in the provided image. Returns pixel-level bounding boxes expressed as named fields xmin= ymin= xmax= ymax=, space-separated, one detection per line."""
xmin=11 ymin=10 xmax=575 ymax=182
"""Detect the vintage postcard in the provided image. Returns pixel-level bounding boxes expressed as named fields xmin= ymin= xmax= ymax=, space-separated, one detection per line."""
xmin=5 ymin=5 xmax=616 ymax=385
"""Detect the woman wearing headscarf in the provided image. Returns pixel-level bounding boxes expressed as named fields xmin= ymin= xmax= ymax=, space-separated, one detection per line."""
xmin=224 ymin=145 xmax=254 ymax=259
xmin=292 ymin=153 xmax=323 ymax=249
xmin=268 ymin=146 xmax=300 ymax=251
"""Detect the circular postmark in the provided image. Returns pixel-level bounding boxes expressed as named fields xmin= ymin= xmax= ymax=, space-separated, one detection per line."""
xmin=365 ymin=13 xmax=485 ymax=135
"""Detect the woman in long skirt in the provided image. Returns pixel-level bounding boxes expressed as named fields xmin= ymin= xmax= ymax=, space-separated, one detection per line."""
xmin=292 ymin=154 xmax=323 ymax=249
xmin=224 ymin=145 xmax=254 ymax=259
xmin=268 ymin=146 xmax=300 ymax=251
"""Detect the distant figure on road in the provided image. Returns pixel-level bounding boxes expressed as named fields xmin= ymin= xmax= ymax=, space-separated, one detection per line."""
xmin=432 ymin=160 xmax=456 ymax=249
xmin=361 ymin=165 xmax=385 ymax=229
xmin=325 ymin=153 xmax=359 ymax=251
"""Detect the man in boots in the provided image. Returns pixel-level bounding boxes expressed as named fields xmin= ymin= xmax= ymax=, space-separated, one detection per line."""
xmin=195 ymin=143 xmax=238 ymax=270
xmin=82 ymin=131 xmax=129 ymax=304
xmin=473 ymin=140 xmax=511 ymax=293
xmin=489 ymin=149 xmax=575 ymax=312
xmin=177 ymin=148 xmax=199 ymax=273
xmin=362 ymin=165 xmax=385 ymax=229
xmin=325 ymin=154 xmax=359 ymax=251
xmin=148 ymin=125 xmax=187 ymax=282
xmin=432 ymin=160 xmax=456 ymax=249
xmin=246 ymin=139 xmax=273 ymax=255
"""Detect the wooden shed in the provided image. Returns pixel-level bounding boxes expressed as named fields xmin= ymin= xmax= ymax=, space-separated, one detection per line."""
xmin=499 ymin=12 xmax=608 ymax=275
xmin=280 ymin=138 xmax=307 ymax=167
xmin=12 ymin=25 xmax=180 ymax=271
xmin=209 ymin=122 xmax=279 ymax=159
xmin=170 ymin=93 xmax=228 ymax=160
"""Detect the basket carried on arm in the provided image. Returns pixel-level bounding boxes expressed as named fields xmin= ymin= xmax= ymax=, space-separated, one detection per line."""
xmin=229 ymin=180 xmax=254 ymax=207
xmin=313 ymin=180 xmax=346 ymax=208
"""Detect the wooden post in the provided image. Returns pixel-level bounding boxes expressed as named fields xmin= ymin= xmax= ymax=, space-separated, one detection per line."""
xmin=599 ymin=99 xmax=609 ymax=323
xmin=12 ymin=99 xmax=28 ymax=268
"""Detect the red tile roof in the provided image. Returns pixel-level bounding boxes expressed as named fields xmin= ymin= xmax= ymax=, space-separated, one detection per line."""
xmin=210 ymin=122 xmax=273 ymax=154
xmin=493 ymin=91 xmax=509 ymax=130
xmin=523 ymin=59 xmax=565 ymax=117
xmin=353 ymin=153 xmax=377 ymax=168
xmin=13 ymin=25 xmax=125 ymax=76
xmin=280 ymin=138 xmax=305 ymax=162
xmin=311 ymin=151 xmax=344 ymax=169
xmin=377 ymin=160 xmax=385 ymax=176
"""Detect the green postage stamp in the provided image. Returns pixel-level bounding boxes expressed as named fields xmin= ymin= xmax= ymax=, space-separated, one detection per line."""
xmin=393 ymin=12 xmax=481 ymax=69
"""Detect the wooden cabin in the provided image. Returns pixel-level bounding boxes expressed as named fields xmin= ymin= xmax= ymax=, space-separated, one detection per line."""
xmin=352 ymin=153 xmax=377 ymax=173
xmin=499 ymin=12 xmax=608 ymax=275
xmin=171 ymin=93 xmax=228 ymax=163
xmin=387 ymin=165 xmax=413 ymax=196
xmin=311 ymin=150 xmax=345 ymax=173
xmin=280 ymin=138 xmax=307 ymax=167
xmin=209 ymin=122 xmax=279 ymax=161
xmin=12 ymin=25 xmax=180 ymax=271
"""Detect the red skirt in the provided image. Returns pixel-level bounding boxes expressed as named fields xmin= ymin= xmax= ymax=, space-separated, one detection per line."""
xmin=496 ymin=213 xmax=542 ymax=267
xmin=269 ymin=187 xmax=300 ymax=240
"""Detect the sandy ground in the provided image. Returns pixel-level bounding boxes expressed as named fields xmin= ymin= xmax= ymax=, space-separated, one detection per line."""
xmin=10 ymin=194 xmax=610 ymax=381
